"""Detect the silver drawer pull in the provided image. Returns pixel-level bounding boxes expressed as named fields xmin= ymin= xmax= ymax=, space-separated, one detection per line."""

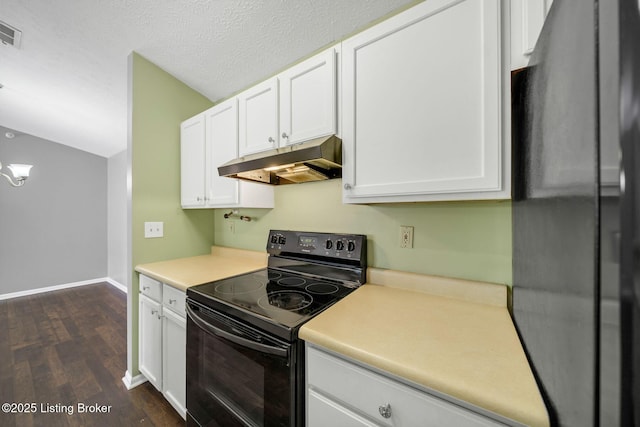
xmin=169 ymin=299 xmax=176 ymax=304
xmin=378 ymin=403 xmax=392 ymax=419
xmin=142 ymin=286 xmax=150 ymax=291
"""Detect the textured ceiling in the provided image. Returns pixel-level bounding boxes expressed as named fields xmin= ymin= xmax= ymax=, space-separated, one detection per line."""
xmin=0 ymin=0 xmax=414 ymax=158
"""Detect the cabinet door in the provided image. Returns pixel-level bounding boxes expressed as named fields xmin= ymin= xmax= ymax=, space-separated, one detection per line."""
xmin=342 ymin=0 xmax=507 ymax=203
xmin=205 ymin=99 xmax=240 ymax=206
xmin=162 ymin=308 xmax=187 ymax=419
xmin=139 ymin=294 xmax=162 ymax=391
xmin=510 ymin=0 xmax=554 ymax=70
xmin=279 ymin=48 xmax=337 ymax=146
xmin=180 ymin=114 xmax=206 ymax=207
xmin=238 ymin=78 xmax=279 ymax=156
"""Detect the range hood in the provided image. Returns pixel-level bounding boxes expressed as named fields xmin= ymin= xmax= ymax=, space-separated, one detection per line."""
xmin=218 ymin=135 xmax=342 ymax=185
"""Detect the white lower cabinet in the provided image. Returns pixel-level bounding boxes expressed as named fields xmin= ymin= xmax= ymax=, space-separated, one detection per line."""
xmin=306 ymin=345 xmax=505 ymax=427
xmin=138 ymin=276 xmax=187 ymax=419
xmin=139 ymin=294 xmax=162 ymax=390
xmin=162 ymin=306 xmax=186 ymax=418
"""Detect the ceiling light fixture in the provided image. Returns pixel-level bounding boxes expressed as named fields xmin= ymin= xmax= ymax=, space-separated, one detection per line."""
xmin=1 ymin=131 xmax=33 ymax=187
xmin=0 ymin=161 xmax=32 ymax=187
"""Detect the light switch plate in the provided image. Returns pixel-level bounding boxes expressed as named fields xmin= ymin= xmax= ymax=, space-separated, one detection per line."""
xmin=144 ymin=222 xmax=164 ymax=238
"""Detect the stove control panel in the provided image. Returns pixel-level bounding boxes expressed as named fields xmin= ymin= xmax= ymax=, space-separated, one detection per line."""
xmin=267 ymin=230 xmax=367 ymax=263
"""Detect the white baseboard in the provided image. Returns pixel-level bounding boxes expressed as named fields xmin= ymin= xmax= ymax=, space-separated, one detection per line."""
xmin=104 ymin=278 xmax=127 ymax=294
xmin=122 ymin=370 xmax=148 ymax=390
xmin=0 ymin=277 xmax=127 ymax=301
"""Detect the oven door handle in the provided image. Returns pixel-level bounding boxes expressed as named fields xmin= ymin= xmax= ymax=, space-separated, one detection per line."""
xmin=186 ymin=303 xmax=288 ymax=358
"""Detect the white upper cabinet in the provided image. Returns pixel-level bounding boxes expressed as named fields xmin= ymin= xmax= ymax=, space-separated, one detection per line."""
xmin=206 ymin=99 xmax=274 ymax=208
xmin=510 ymin=0 xmax=554 ymax=70
xmin=342 ymin=0 xmax=509 ymax=203
xmin=181 ymin=100 xmax=274 ymax=209
xmin=237 ymin=47 xmax=338 ymax=155
xmin=205 ymin=99 xmax=240 ymax=206
xmin=238 ymin=78 xmax=279 ymax=156
xmin=180 ymin=114 xmax=207 ymax=207
xmin=279 ymin=48 xmax=337 ymax=146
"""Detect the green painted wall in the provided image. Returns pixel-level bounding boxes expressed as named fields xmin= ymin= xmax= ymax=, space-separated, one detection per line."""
xmin=214 ymin=180 xmax=512 ymax=285
xmin=130 ymin=53 xmax=215 ymax=374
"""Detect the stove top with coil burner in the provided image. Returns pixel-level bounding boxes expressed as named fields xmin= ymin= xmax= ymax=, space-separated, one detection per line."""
xmin=187 ymin=230 xmax=367 ymax=341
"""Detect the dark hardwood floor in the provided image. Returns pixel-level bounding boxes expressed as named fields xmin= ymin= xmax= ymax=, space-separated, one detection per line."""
xmin=0 ymin=282 xmax=184 ymax=427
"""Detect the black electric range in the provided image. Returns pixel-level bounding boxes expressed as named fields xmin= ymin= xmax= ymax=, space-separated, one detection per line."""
xmin=187 ymin=229 xmax=367 ymax=341
xmin=185 ymin=230 xmax=367 ymax=427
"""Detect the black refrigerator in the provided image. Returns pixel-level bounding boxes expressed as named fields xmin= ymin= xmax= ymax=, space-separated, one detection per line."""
xmin=512 ymin=0 xmax=640 ymax=426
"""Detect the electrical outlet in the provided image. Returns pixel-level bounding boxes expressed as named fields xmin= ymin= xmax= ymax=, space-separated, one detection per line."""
xmin=144 ymin=222 xmax=164 ymax=238
xmin=227 ymin=221 xmax=235 ymax=234
xmin=400 ymin=225 xmax=414 ymax=248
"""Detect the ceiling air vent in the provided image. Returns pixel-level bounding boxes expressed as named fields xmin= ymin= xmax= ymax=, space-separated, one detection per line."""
xmin=0 ymin=20 xmax=22 ymax=48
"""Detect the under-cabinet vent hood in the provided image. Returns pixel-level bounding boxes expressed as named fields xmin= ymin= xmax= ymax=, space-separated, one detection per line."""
xmin=218 ymin=135 xmax=342 ymax=185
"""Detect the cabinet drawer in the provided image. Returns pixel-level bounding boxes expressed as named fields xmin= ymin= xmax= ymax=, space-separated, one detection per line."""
xmin=162 ymin=284 xmax=186 ymax=317
xmin=307 ymin=347 xmax=503 ymax=427
xmin=140 ymin=275 xmax=162 ymax=301
xmin=308 ymin=389 xmax=378 ymax=427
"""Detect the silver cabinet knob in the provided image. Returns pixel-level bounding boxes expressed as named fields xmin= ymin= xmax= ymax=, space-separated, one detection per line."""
xmin=142 ymin=286 xmax=150 ymax=291
xmin=378 ymin=403 xmax=392 ymax=419
xmin=344 ymin=183 xmax=352 ymax=190
xmin=281 ymin=132 xmax=289 ymax=140
xmin=268 ymin=137 xmax=275 ymax=143
xmin=169 ymin=299 xmax=176 ymax=304
xmin=196 ymin=196 xmax=202 ymax=202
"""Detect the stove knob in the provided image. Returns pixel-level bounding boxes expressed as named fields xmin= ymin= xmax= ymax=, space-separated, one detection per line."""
xmin=270 ymin=235 xmax=278 ymax=244
xmin=336 ymin=241 xmax=345 ymax=251
xmin=325 ymin=240 xmax=333 ymax=250
xmin=347 ymin=241 xmax=356 ymax=252
xmin=278 ymin=236 xmax=286 ymax=245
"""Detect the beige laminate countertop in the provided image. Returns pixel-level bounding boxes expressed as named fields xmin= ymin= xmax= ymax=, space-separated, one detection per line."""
xmin=135 ymin=246 xmax=267 ymax=291
xmin=299 ymin=268 xmax=549 ymax=427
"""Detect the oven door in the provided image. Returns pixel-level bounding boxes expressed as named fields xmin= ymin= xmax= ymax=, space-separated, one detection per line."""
xmin=186 ymin=299 xmax=296 ymax=427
